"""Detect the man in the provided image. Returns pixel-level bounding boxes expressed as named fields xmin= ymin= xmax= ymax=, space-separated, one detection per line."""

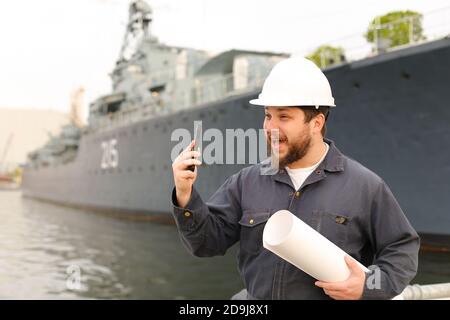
xmin=171 ymin=57 xmax=419 ymax=300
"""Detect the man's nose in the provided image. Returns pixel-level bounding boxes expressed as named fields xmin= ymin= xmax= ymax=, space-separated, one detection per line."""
xmin=264 ymin=119 xmax=280 ymax=135
xmin=265 ymin=127 xmax=281 ymax=143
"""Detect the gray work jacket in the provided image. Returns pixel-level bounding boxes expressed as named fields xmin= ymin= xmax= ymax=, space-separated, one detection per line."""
xmin=171 ymin=139 xmax=420 ymax=299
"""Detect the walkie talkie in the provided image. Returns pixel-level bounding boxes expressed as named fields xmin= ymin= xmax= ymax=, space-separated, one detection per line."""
xmin=188 ymin=124 xmax=201 ymax=172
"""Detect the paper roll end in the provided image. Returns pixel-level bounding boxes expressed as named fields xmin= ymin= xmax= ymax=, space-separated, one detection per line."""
xmin=263 ymin=210 xmax=295 ymax=247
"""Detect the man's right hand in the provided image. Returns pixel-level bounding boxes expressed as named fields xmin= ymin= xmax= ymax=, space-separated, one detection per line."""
xmin=172 ymin=140 xmax=202 ymax=208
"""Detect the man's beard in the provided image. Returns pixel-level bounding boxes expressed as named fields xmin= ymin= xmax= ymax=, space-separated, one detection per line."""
xmin=267 ymin=129 xmax=312 ymax=169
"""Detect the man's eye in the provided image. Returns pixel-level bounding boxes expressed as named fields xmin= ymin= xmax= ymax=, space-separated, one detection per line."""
xmin=264 ymin=114 xmax=271 ymax=119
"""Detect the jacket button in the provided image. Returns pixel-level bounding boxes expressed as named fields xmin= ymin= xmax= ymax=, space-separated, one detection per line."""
xmin=249 ymin=219 xmax=254 ymax=225
xmin=295 ymin=191 xmax=301 ymax=198
xmin=335 ymin=216 xmax=346 ymax=224
xmin=316 ymin=170 xmax=321 ymax=174
xmin=184 ymin=211 xmax=191 ymax=217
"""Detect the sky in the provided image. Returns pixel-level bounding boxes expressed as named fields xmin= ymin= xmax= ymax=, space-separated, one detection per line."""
xmin=1 ymin=0 xmax=449 ymax=115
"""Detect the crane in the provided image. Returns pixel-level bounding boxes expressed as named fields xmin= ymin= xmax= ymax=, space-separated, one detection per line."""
xmin=0 ymin=133 xmax=14 ymax=174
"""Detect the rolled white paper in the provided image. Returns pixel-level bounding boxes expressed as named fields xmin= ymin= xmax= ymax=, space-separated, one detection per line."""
xmin=263 ymin=210 xmax=370 ymax=282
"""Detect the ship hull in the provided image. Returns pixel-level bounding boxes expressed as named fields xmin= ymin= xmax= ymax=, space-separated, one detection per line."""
xmin=23 ymin=38 xmax=450 ymax=238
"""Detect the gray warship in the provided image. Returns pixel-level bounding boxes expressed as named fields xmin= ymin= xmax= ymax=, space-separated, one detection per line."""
xmin=23 ymin=1 xmax=450 ymax=246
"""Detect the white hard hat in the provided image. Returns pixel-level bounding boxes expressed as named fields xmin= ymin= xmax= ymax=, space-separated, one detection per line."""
xmin=249 ymin=56 xmax=335 ymax=107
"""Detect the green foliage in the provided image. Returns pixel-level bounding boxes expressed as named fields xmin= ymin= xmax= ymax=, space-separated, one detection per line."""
xmin=307 ymin=45 xmax=346 ymax=69
xmin=13 ymin=167 xmax=22 ymax=179
xmin=365 ymin=10 xmax=426 ymax=48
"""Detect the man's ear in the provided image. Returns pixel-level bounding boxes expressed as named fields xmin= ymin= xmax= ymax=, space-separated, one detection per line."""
xmin=313 ymin=113 xmax=325 ymax=133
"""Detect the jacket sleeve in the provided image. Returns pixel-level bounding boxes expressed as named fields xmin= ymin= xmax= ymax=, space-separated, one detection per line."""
xmin=171 ymin=172 xmax=242 ymax=257
xmin=362 ymin=180 xmax=420 ymax=299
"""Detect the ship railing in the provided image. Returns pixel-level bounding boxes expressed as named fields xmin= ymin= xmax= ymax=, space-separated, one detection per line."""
xmin=307 ymin=6 xmax=450 ymax=68
xmin=193 ymin=72 xmax=265 ymax=107
xmin=395 ymin=282 xmax=450 ymax=300
xmin=232 ymin=283 xmax=450 ymax=300
xmin=193 ymin=74 xmax=234 ymax=106
xmin=89 ymin=69 xmax=268 ymax=132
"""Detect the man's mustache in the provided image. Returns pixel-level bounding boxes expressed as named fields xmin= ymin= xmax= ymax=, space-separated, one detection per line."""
xmin=267 ymin=134 xmax=288 ymax=143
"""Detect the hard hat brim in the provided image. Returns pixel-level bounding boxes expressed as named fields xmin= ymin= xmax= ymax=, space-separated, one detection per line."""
xmin=248 ymin=98 xmax=266 ymax=106
xmin=249 ymin=98 xmax=336 ymax=107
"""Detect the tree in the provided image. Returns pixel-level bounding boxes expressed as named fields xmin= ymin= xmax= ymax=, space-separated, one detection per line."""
xmin=307 ymin=45 xmax=346 ymax=69
xmin=365 ymin=10 xmax=426 ymax=50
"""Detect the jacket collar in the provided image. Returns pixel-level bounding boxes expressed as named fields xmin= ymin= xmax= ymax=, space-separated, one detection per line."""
xmin=269 ymin=138 xmax=345 ymax=187
xmin=321 ymin=138 xmax=345 ymax=173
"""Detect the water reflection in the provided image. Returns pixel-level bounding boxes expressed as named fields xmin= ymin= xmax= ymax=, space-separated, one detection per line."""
xmin=1 ymin=190 xmax=449 ymax=299
xmin=0 ymin=191 xmax=242 ymax=299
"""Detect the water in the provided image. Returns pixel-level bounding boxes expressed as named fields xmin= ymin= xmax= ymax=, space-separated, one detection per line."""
xmin=0 ymin=191 xmax=243 ymax=299
xmin=1 ymin=191 xmax=449 ymax=299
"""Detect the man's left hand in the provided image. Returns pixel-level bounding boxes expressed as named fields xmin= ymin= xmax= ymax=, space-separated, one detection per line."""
xmin=315 ymin=255 xmax=365 ymax=300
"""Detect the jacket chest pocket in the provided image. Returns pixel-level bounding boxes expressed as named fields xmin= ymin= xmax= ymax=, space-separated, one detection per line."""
xmin=238 ymin=210 xmax=271 ymax=255
xmin=311 ymin=210 xmax=352 ymax=249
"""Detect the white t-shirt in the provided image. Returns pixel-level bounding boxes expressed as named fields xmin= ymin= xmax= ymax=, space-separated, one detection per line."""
xmin=285 ymin=142 xmax=329 ymax=191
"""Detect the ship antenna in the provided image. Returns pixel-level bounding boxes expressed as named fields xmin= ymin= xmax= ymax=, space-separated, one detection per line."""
xmin=117 ymin=0 xmax=153 ymax=63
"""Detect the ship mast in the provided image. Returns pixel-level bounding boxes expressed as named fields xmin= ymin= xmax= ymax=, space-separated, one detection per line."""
xmin=117 ymin=0 xmax=153 ymax=63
